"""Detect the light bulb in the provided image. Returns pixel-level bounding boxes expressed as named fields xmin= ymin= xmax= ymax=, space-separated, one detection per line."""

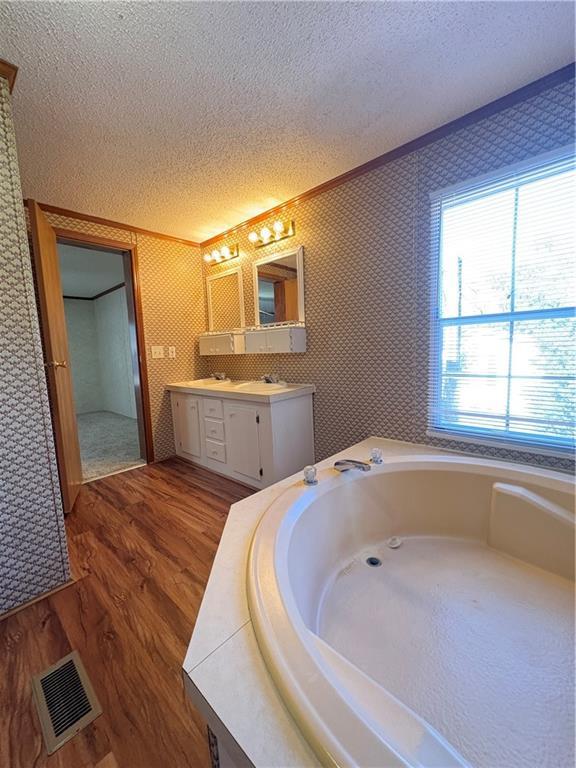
xmin=248 ymin=231 xmax=259 ymax=243
xmin=260 ymin=227 xmax=271 ymax=242
xmin=211 ymin=250 xmax=220 ymax=261
xmin=221 ymin=246 xmax=231 ymax=259
xmin=203 ymin=253 xmax=212 ymax=263
xmin=273 ymin=220 xmax=284 ymax=234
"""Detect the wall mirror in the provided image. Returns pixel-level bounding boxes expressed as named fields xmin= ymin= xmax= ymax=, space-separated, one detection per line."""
xmin=253 ymin=246 xmax=305 ymax=326
xmin=206 ymin=266 xmax=245 ymax=331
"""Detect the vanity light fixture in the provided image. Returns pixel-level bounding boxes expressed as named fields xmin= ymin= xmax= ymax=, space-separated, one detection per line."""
xmin=248 ymin=220 xmax=295 ymax=248
xmin=203 ymin=244 xmax=239 ymax=264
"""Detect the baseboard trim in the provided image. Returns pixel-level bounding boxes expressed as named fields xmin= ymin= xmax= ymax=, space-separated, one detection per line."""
xmin=0 ymin=574 xmax=79 ymax=622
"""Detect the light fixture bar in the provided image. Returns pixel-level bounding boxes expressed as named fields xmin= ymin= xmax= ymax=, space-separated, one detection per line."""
xmin=248 ymin=220 xmax=295 ymax=248
xmin=203 ymin=243 xmax=239 ymax=264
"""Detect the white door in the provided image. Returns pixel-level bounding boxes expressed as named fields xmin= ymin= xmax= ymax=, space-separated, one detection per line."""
xmin=225 ymin=403 xmax=262 ymax=481
xmin=177 ymin=395 xmax=201 ymax=458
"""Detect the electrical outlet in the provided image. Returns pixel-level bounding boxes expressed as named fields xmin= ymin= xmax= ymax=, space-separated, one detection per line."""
xmin=168 ymin=346 xmax=176 ymax=358
xmin=151 ymin=345 xmax=164 ymax=359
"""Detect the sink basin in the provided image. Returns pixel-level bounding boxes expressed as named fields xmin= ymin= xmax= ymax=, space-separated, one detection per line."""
xmin=191 ymin=377 xmax=231 ymax=386
xmin=233 ymin=381 xmax=288 ymax=392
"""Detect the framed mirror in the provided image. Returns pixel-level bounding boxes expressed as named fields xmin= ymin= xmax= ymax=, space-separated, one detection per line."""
xmin=253 ymin=246 xmax=305 ymax=326
xmin=206 ymin=266 xmax=245 ymax=331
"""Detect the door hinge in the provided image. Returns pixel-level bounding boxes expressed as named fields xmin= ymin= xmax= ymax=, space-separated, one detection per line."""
xmin=259 ymin=468 xmax=263 ymax=477
xmin=256 ymin=415 xmax=260 ymax=424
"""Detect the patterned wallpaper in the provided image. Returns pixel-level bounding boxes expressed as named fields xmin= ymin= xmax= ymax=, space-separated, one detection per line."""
xmin=200 ymin=77 xmax=575 ymax=472
xmin=208 ymin=270 xmax=243 ymax=330
xmin=33 ymin=215 xmax=204 ymax=460
xmin=0 ymin=77 xmax=70 ymax=613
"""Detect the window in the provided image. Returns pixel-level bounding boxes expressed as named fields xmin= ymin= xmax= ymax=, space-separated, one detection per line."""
xmin=430 ymin=149 xmax=575 ymax=453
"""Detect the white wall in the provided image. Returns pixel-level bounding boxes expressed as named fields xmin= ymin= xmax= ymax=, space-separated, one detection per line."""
xmin=95 ymin=287 xmax=137 ymax=419
xmin=64 ymin=288 xmax=136 ymax=419
xmin=64 ymin=299 xmax=103 ymax=413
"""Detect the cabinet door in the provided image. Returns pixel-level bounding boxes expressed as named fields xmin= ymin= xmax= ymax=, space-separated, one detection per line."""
xmin=177 ymin=395 xmax=201 ymax=458
xmin=244 ymin=330 xmax=267 ymax=354
xmin=265 ymin=327 xmax=293 ymax=353
xmin=199 ymin=334 xmax=233 ymax=355
xmin=225 ymin=403 xmax=262 ymax=481
xmin=214 ymin=334 xmax=234 ymax=354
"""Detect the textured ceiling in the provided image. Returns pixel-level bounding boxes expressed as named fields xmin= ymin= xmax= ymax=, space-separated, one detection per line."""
xmin=0 ymin=2 xmax=574 ymax=242
xmin=58 ymin=243 xmax=124 ymax=297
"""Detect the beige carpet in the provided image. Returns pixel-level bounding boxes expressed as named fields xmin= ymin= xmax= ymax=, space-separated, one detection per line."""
xmin=77 ymin=411 xmax=144 ymax=481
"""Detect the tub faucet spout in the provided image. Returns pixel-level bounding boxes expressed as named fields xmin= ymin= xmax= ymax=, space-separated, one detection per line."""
xmin=334 ymin=459 xmax=371 ymax=472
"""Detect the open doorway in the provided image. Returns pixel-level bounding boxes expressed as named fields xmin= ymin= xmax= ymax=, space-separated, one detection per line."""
xmin=55 ymin=233 xmax=152 ymax=482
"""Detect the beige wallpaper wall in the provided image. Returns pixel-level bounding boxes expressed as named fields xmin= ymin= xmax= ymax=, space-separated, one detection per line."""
xmin=199 ymin=76 xmax=575 ymax=472
xmin=35 ymin=213 xmax=204 ymax=460
xmin=0 ymin=77 xmax=70 ymax=612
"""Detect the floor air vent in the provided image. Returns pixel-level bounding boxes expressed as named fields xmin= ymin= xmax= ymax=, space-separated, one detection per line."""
xmin=31 ymin=651 xmax=102 ymax=754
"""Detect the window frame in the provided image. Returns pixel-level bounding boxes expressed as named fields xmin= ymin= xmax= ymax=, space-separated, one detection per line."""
xmin=428 ymin=146 xmax=575 ymax=457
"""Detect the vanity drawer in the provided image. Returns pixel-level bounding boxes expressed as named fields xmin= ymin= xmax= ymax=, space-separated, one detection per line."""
xmin=203 ymin=398 xmax=224 ymax=419
xmin=204 ymin=417 xmax=225 ymax=442
xmin=205 ymin=439 xmax=226 ymax=463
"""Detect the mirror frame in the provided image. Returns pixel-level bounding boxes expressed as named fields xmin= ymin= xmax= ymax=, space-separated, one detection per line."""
xmin=252 ymin=245 xmax=305 ymax=327
xmin=206 ymin=266 xmax=245 ymax=331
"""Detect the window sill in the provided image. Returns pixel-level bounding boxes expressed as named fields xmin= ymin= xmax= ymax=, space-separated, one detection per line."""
xmin=426 ymin=428 xmax=574 ymax=460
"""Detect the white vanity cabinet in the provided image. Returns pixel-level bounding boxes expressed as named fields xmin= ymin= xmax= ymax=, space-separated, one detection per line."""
xmin=199 ymin=333 xmax=245 ymax=356
xmin=225 ymin=402 xmax=262 ymax=483
xmin=169 ymin=382 xmax=315 ymax=489
xmin=198 ymin=326 xmax=306 ymax=356
xmin=243 ymin=326 xmax=306 ymax=354
xmin=172 ymin=393 xmax=202 ymax=460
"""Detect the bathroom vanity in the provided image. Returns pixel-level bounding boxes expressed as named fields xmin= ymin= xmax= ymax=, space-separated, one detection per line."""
xmin=167 ymin=379 xmax=315 ymax=489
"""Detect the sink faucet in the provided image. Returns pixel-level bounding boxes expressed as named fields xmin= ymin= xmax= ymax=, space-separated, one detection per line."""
xmin=261 ymin=373 xmax=280 ymax=383
xmin=211 ymin=372 xmax=227 ymax=380
xmin=334 ymin=459 xmax=372 ymax=472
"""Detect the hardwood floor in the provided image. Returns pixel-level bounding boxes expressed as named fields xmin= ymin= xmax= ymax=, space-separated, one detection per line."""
xmin=0 ymin=459 xmax=253 ymax=768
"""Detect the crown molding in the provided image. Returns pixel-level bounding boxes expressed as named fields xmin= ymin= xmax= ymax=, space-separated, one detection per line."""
xmin=23 ymin=200 xmax=200 ymax=248
xmin=201 ymin=62 xmax=575 ymax=248
xmin=0 ymin=59 xmax=18 ymax=92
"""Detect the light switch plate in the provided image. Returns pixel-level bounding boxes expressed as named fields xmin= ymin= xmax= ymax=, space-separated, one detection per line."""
xmin=151 ymin=345 xmax=164 ymax=359
xmin=168 ymin=346 xmax=176 ymax=358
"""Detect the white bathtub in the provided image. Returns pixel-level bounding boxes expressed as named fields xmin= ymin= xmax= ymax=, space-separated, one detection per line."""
xmin=247 ymin=454 xmax=575 ymax=768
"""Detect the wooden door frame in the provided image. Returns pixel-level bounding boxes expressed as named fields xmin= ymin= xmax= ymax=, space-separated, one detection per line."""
xmin=53 ymin=227 xmax=154 ymax=463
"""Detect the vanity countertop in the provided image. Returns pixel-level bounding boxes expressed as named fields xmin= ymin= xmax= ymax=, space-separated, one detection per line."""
xmin=166 ymin=378 xmax=315 ymax=402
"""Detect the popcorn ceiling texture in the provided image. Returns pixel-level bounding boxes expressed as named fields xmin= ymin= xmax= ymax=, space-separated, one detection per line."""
xmin=200 ymin=77 xmax=575 ymax=472
xmin=0 ymin=1 xmax=574 ymax=240
xmin=0 ymin=77 xmax=69 ymax=613
xmin=35 ymin=212 xmax=204 ymax=461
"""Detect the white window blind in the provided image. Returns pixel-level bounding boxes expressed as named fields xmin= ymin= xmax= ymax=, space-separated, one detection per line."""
xmin=430 ymin=149 xmax=576 ymax=453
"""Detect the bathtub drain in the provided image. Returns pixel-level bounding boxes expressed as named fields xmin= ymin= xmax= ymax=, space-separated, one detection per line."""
xmin=366 ymin=557 xmax=382 ymax=567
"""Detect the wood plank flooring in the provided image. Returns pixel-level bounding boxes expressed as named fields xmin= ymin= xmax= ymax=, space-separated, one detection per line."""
xmin=0 ymin=459 xmax=253 ymax=768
